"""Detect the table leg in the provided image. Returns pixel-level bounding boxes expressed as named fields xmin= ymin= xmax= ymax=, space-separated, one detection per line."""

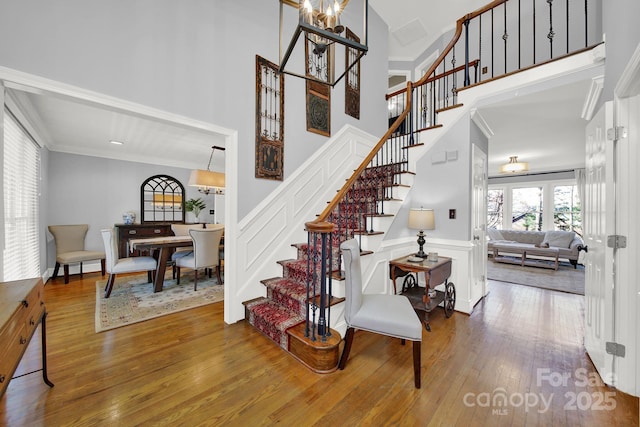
xmin=41 ymin=312 xmax=54 ymax=388
xmin=154 ymin=248 xmax=171 ymax=293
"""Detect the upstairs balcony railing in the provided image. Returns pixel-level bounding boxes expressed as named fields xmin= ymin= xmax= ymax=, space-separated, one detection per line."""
xmin=304 ymin=0 xmax=601 ymax=343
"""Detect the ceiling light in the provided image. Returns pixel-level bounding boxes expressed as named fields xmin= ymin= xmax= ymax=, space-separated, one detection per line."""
xmin=188 ymin=146 xmax=225 ymax=195
xmin=278 ymin=0 xmax=368 ymax=87
xmin=109 ymin=140 xmax=124 ymax=145
xmin=500 ymin=156 xmax=529 ymax=174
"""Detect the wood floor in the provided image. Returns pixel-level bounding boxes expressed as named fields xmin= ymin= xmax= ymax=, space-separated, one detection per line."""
xmin=1 ymin=272 xmax=637 ymax=426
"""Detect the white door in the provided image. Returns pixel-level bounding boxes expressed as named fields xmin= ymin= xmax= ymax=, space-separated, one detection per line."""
xmin=583 ymin=102 xmax=615 ymax=385
xmin=470 ymin=144 xmax=488 ymax=305
xmin=612 ymin=80 xmax=640 ymax=396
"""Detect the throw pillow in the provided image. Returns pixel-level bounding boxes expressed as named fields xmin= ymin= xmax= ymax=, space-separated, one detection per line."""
xmin=542 ymin=230 xmax=575 ymax=248
xmin=487 ymin=228 xmax=504 ymax=241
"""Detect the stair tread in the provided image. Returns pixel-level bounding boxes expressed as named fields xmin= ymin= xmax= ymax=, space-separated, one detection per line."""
xmin=245 ymin=298 xmax=303 ymax=331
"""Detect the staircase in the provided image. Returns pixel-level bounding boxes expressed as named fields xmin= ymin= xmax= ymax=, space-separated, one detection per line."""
xmin=243 ymin=162 xmax=414 ymax=372
xmin=240 ymin=0 xmax=601 ymax=372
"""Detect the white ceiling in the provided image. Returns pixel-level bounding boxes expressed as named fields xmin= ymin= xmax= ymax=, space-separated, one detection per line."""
xmin=370 ymin=0 xmax=489 ymax=62
xmin=8 ymin=87 xmax=226 ymax=171
xmin=4 ymin=1 xmax=595 ymax=178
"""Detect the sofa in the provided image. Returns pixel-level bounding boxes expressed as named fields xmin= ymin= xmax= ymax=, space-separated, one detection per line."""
xmin=487 ymin=229 xmax=586 ymax=269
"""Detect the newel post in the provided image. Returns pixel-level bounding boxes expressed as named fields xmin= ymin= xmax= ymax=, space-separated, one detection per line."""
xmin=305 ymin=221 xmax=335 ymax=341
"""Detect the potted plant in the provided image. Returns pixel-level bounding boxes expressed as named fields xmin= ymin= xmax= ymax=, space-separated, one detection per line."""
xmin=185 ymin=198 xmax=206 ymax=223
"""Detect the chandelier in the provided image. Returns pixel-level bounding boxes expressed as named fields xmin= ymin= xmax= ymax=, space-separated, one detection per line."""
xmin=278 ymin=0 xmax=368 ymax=87
xmin=188 ymin=146 xmax=225 ymax=195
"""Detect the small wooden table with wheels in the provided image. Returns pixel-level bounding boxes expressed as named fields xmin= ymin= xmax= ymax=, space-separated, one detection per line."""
xmin=389 ymin=255 xmax=455 ymax=331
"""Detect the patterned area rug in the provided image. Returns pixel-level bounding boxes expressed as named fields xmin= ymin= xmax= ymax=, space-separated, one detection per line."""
xmin=487 ymin=258 xmax=585 ymax=295
xmin=95 ymin=274 xmax=224 ymax=332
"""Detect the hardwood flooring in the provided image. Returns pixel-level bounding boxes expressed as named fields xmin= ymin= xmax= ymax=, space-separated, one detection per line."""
xmin=1 ymin=273 xmax=637 ymax=426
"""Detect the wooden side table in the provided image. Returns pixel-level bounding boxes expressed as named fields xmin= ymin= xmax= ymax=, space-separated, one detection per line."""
xmin=0 ymin=278 xmax=54 ymax=398
xmin=389 ymin=255 xmax=456 ymax=331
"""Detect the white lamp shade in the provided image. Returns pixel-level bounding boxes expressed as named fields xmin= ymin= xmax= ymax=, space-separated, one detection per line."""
xmin=500 ymin=156 xmax=528 ymax=173
xmin=408 ymin=208 xmax=435 ymax=230
xmin=188 ymin=169 xmax=225 ymax=189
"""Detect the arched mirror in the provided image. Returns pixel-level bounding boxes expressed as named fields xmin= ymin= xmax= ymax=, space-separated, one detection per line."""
xmin=141 ymin=175 xmax=185 ymax=223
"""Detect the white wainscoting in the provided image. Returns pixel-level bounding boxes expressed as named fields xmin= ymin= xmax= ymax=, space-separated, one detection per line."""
xmin=226 ymin=125 xmax=378 ymax=324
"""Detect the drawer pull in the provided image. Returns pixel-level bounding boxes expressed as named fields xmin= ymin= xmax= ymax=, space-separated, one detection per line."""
xmin=20 ymin=336 xmax=27 ymax=345
xmin=30 ymin=317 xmax=36 ymax=326
xmin=129 ymin=230 xmax=137 ymax=235
xmin=154 ymin=229 xmax=162 ymax=234
xmin=21 ymin=300 xmax=29 ymax=308
xmin=0 ymin=374 xmax=5 ymax=383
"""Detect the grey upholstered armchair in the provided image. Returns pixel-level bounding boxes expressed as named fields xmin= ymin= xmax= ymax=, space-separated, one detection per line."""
xmin=338 ymin=238 xmax=423 ymax=388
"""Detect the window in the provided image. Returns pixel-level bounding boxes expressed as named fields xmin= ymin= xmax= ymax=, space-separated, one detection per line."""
xmin=3 ymin=108 xmax=41 ymax=281
xmin=554 ymin=185 xmax=582 ymax=236
xmin=487 ymin=188 xmax=504 ymax=229
xmin=512 ymin=187 xmax=543 ymax=231
xmin=488 ymin=179 xmax=583 ymax=233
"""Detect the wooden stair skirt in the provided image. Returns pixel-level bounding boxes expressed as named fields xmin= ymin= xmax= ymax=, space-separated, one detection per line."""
xmin=287 ymin=323 xmax=342 ymax=374
xmin=243 ymin=298 xmax=342 ymax=373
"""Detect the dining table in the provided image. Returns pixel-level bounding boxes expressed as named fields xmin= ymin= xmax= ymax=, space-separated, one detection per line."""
xmin=128 ymin=235 xmax=194 ymax=293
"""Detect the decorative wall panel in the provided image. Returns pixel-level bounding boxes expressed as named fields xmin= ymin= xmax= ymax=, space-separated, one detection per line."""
xmin=305 ymin=33 xmax=331 ymax=136
xmin=255 ymin=55 xmax=284 ymax=180
xmin=345 ymin=27 xmax=361 ymax=120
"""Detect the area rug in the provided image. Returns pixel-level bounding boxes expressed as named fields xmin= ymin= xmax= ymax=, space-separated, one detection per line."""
xmin=95 ymin=274 xmax=224 ymax=332
xmin=486 ymin=258 xmax=585 ymax=295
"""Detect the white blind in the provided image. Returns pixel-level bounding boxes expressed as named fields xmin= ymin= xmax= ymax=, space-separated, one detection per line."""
xmin=3 ymin=108 xmax=41 ymax=281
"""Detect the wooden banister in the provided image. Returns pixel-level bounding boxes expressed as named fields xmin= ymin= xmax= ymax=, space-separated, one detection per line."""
xmin=306 ymin=81 xmax=413 ymax=229
xmin=385 ymin=60 xmax=479 ymax=100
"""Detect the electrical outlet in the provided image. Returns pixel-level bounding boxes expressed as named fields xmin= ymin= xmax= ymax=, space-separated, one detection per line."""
xmin=482 ymin=66 xmax=488 ymax=74
xmin=449 ymin=209 xmax=456 ymax=219
xmin=209 ymin=209 xmax=215 ymax=215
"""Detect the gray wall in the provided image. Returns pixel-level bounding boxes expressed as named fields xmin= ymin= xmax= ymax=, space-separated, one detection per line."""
xmin=0 ymin=0 xmax=389 ymax=222
xmin=602 ymin=0 xmax=640 ymax=101
xmin=386 ymin=114 xmax=474 ymax=241
xmin=45 ymin=152 xmax=208 ymax=267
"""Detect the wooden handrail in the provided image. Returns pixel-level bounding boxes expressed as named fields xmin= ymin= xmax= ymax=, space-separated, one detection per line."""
xmin=386 ymin=60 xmax=480 ymax=100
xmin=307 ymin=1 xmax=508 ymax=232
xmin=413 ymin=0 xmax=507 ymax=90
xmin=306 ymin=81 xmax=413 ymax=232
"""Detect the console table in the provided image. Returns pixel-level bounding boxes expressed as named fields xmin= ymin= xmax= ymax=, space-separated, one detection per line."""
xmin=0 ymin=278 xmax=54 ymax=398
xmin=389 ymin=255 xmax=456 ymax=332
xmin=114 ymin=223 xmax=173 ymax=258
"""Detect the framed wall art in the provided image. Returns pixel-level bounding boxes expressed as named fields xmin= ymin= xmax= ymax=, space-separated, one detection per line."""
xmin=255 ymin=55 xmax=284 ymax=181
xmin=345 ymin=27 xmax=361 ymax=120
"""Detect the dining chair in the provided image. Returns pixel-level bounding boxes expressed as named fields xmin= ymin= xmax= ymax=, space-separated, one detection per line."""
xmin=48 ymin=224 xmax=106 ymax=284
xmin=338 ymin=238 xmax=423 ymax=388
xmin=205 ymin=223 xmax=224 ymax=277
xmin=175 ymin=228 xmax=223 ymax=290
xmin=101 ymin=228 xmax=158 ymax=298
xmin=170 ymin=223 xmax=203 ymax=278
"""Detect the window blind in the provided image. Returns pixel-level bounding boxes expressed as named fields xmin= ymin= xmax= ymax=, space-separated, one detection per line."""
xmin=3 ymin=108 xmax=41 ymax=281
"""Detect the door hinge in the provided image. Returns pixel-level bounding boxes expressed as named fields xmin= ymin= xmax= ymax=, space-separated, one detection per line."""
xmin=607 ymin=235 xmax=627 ymax=249
xmin=607 ymin=126 xmax=627 ymax=141
xmin=606 ymin=342 xmax=626 ymax=357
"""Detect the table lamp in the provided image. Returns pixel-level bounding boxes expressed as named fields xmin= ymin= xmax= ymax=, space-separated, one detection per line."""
xmin=408 ymin=208 xmax=435 ymax=258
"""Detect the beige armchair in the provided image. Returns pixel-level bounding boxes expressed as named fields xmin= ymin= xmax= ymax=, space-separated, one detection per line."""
xmin=48 ymin=224 xmax=106 ymax=284
xmin=175 ymin=228 xmax=223 ymax=290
